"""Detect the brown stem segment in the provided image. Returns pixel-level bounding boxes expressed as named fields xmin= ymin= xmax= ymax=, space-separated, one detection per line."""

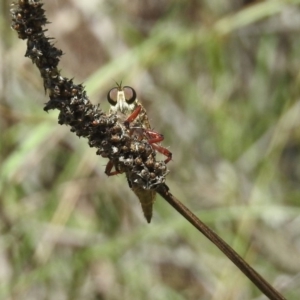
xmin=156 ymin=184 xmax=286 ymax=300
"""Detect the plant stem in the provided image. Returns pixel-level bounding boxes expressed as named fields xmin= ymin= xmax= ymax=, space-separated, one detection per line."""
xmin=156 ymin=184 xmax=286 ymax=300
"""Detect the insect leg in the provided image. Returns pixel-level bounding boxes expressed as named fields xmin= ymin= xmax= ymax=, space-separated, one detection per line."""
xmin=144 ymin=130 xmax=172 ymax=163
xmin=105 ymin=160 xmax=121 ymax=176
xmin=124 ymin=105 xmax=142 ymax=126
xmin=151 ymin=143 xmax=172 ymax=164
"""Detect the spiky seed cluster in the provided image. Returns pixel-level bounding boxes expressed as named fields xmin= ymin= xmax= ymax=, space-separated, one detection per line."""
xmin=10 ymin=0 xmax=168 ymax=193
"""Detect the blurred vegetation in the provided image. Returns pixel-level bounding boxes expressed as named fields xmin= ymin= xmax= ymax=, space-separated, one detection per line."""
xmin=1 ymin=0 xmax=300 ymax=299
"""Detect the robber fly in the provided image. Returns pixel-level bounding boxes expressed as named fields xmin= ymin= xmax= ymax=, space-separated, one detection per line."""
xmin=105 ymin=83 xmax=172 ymax=222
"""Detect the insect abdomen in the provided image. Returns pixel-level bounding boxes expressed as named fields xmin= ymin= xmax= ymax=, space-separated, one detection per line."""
xmin=131 ymin=186 xmax=156 ymax=223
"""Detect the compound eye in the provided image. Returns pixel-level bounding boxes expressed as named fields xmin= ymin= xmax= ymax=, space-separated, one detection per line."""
xmin=107 ymin=87 xmax=118 ymax=106
xmin=123 ymin=86 xmax=136 ymax=104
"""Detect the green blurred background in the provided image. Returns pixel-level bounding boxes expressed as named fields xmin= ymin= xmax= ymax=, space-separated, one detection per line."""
xmin=1 ymin=0 xmax=300 ymax=299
